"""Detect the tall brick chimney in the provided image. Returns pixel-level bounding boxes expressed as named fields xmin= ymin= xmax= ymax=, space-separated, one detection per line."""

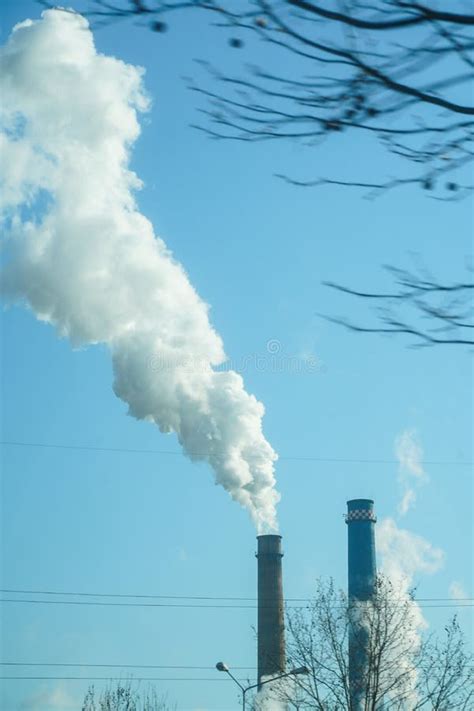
xmin=256 ymin=534 xmax=286 ymax=687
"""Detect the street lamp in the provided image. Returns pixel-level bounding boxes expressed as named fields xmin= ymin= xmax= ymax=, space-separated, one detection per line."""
xmin=216 ymin=661 xmax=309 ymax=710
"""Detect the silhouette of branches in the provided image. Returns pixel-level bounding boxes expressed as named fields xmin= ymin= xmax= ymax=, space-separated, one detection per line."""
xmin=272 ymin=578 xmax=474 ymax=710
xmin=192 ymin=0 xmax=474 ymax=198
xmin=323 ymin=264 xmax=474 ymax=346
xmin=43 ymin=1 xmax=474 ymax=197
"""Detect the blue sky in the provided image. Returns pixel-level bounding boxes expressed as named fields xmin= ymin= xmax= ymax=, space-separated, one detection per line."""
xmin=1 ymin=2 xmax=472 ymax=710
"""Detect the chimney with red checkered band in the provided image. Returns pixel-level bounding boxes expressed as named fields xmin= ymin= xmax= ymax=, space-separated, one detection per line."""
xmin=345 ymin=499 xmax=377 ymax=711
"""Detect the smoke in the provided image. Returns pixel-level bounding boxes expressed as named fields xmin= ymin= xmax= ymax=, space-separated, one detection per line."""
xmin=254 ymin=676 xmax=288 ymax=711
xmin=0 ymin=9 xmax=279 ymax=532
xmin=395 ymin=429 xmax=428 ymax=516
xmin=449 ymin=580 xmax=468 ymax=601
xmin=388 ymin=430 xmax=442 ymax=631
xmin=19 ymin=683 xmax=77 ymax=710
xmin=377 ymin=518 xmax=444 ymax=707
xmin=378 ymin=517 xmax=444 ymax=591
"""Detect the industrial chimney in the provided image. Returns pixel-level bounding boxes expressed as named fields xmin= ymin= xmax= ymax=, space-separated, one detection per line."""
xmin=256 ymin=534 xmax=286 ymax=687
xmin=346 ymin=498 xmax=377 ymax=711
xmin=346 ymin=499 xmax=377 ymax=601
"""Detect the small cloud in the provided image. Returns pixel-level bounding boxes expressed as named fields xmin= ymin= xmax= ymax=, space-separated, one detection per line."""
xmin=398 ymin=488 xmax=416 ymax=517
xmin=20 ymin=685 xmax=77 ymax=710
xmin=395 ymin=429 xmax=425 ymax=479
xmin=395 ymin=429 xmax=428 ymax=516
xmin=449 ymin=580 xmax=468 ymax=600
xmin=177 ymin=546 xmax=188 ymax=562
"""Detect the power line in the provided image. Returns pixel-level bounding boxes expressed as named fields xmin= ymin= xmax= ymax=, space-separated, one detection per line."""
xmin=3 ymin=662 xmax=472 ymax=672
xmin=2 ymin=673 xmax=473 ymax=683
xmin=1 ymin=440 xmax=471 ymax=466
xmin=0 ymin=598 xmax=260 ymax=609
xmin=1 ymin=663 xmax=255 ymax=670
xmin=1 ymin=598 xmax=472 ymax=610
xmin=4 ymin=673 xmax=473 ymax=686
xmin=0 ymin=676 xmax=254 ymax=682
xmin=2 ymin=588 xmax=472 ymax=603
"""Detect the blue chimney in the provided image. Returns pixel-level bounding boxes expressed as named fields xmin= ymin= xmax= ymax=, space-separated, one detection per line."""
xmin=346 ymin=498 xmax=377 ymax=710
xmin=346 ymin=498 xmax=377 ymax=601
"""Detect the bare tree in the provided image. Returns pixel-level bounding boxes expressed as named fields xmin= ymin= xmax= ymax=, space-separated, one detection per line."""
xmin=263 ymin=578 xmax=474 ymax=710
xmin=82 ymin=681 xmax=175 ymax=711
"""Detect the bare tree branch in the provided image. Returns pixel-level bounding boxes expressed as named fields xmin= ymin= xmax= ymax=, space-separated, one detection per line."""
xmin=57 ymin=1 xmax=474 ymax=196
xmin=288 ymin=1 xmax=474 ymax=30
xmin=323 ymin=266 xmax=474 ymax=347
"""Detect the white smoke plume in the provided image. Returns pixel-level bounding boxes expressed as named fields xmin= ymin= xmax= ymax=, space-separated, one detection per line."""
xmin=395 ymin=428 xmax=428 ymax=516
xmin=377 ymin=517 xmax=444 ymax=707
xmin=378 ymin=517 xmax=444 ymax=592
xmin=0 ymin=9 xmax=279 ymax=532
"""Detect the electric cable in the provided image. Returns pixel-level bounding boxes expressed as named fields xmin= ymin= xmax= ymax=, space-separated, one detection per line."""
xmin=1 ymin=598 xmax=472 ymax=610
xmin=1 ymin=588 xmax=472 ymax=604
xmin=1 ymin=440 xmax=471 ymax=466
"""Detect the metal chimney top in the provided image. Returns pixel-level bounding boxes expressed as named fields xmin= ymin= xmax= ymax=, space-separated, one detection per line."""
xmin=346 ymin=499 xmax=377 ymax=523
xmin=347 ymin=498 xmax=374 ymax=508
xmin=256 ymin=534 xmax=283 ymax=555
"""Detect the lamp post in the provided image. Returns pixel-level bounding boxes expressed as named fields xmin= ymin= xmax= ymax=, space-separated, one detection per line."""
xmin=216 ymin=661 xmax=309 ymax=710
